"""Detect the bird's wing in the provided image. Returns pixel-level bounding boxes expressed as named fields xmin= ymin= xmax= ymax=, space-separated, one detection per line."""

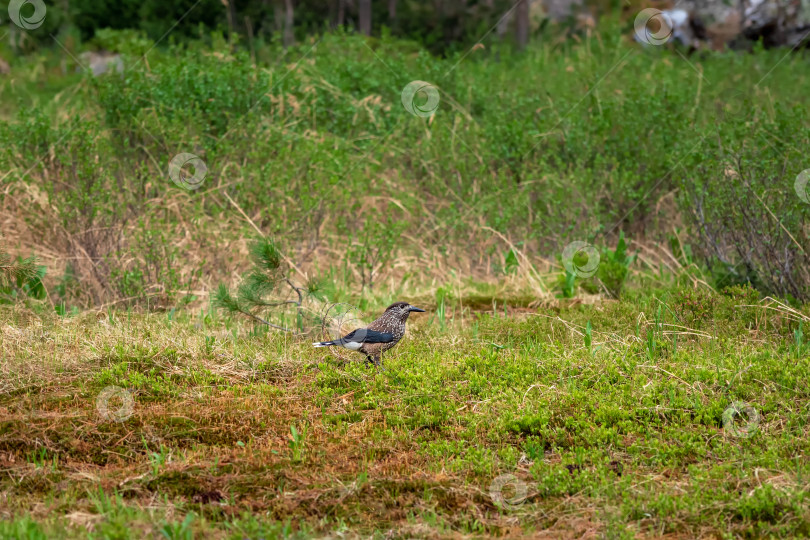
xmin=342 ymin=328 xmax=395 ymax=343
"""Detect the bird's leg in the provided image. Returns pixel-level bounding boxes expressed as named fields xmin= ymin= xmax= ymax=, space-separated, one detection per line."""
xmin=372 ymin=354 xmax=384 ymax=370
xmin=365 ymin=355 xmax=374 ymax=367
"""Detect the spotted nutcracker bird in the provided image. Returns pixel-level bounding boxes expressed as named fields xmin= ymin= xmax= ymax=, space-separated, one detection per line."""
xmin=313 ymin=301 xmax=425 ymax=367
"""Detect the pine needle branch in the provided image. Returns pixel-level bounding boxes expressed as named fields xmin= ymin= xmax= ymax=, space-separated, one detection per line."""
xmin=215 ymin=237 xmax=309 ymax=332
xmin=0 ymin=251 xmax=39 ymax=289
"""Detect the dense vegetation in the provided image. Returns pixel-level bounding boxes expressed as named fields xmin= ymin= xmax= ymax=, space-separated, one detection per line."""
xmin=5 ymin=0 xmax=563 ymax=54
xmin=2 ymin=26 xmax=810 ymax=312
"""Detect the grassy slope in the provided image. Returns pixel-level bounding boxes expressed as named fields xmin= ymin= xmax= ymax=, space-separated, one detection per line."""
xmin=1 ymin=287 xmax=809 ymax=539
xmin=2 ymin=30 xmax=810 ymax=309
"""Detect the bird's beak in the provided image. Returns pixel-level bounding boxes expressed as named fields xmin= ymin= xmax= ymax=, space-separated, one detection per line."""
xmin=408 ymin=305 xmax=426 ymax=313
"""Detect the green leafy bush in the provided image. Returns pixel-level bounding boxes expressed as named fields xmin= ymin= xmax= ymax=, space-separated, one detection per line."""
xmin=678 ymin=104 xmax=810 ymax=302
xmin=580 ymin=232 xmax=636 ymax=298
xmin=672 ymin=287 xmax=717 ymax=330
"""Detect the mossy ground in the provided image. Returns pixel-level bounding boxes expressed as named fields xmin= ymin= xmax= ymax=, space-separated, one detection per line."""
xmin=1 ymin=286 xmax=809 ymax=539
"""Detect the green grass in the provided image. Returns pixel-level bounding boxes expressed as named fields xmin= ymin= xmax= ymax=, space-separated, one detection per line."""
xmin=1 ymin=284 xmax=809 ymax=538
xmin=1 ymin=26 xmax=809 ymax=308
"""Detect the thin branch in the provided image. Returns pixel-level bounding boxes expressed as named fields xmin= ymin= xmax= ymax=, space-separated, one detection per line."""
xmin=251 ymin=299 xmax=300 ymax=308
xmin=236 ymin=307 xmax=292 ymax=332
xmin=285 ymin=278 xmax=304 ymax=306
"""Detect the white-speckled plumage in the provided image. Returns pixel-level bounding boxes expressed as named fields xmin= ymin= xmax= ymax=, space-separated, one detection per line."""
xmin=313 ymin=301 xmax=425 ymax=367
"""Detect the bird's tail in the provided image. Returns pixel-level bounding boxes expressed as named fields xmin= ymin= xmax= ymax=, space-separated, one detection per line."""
xmin=313 ymin=341 xmax=335 ymax=348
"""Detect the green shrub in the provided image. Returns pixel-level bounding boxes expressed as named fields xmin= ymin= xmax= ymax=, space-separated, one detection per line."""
xmin=672 ymin=287 xmax=717 ymax=330
xmin=580 ymin=232 xmax=636 ymax=298
xmin=678 ymin=105 xmax=810 ymax=302
xmin=2 ymin=31 xmax=810 ymax=306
